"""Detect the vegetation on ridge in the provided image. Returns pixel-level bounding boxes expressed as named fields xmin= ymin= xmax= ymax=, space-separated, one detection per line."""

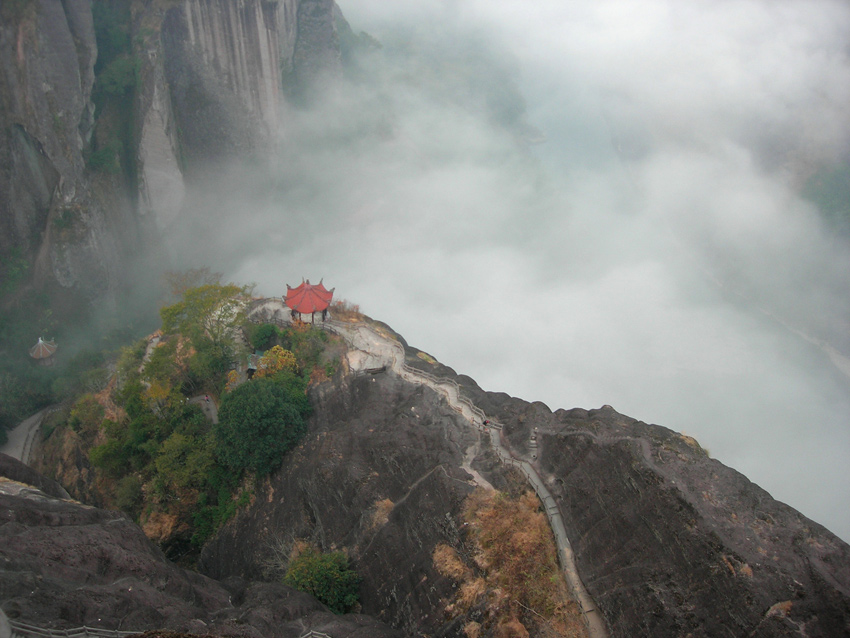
xmin=284 ymin=545 xmax=361 ymax=614
xmin=35 ymin=274 xmax=342 ymax=560
xmin=434 ymin=488 xmax=587 ymax=638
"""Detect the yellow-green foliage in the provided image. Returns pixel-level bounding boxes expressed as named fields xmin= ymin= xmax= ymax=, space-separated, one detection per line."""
xmin=465 ymin=490 xmax=562 ymax=616
xmin=254 ymin=345 xmax=297 ymax=378
xmin=68 ymin=395 xmax=105 ymax=438
xmin=284 ymin=547 xmax=361 ymax=614
xmin=453 ymin=489 xmax=587 ymax=637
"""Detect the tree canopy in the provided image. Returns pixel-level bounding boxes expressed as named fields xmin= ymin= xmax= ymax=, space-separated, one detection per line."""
xmin=255 ymin=345 xmax=297 ymax=378
xmin=160 ymin=283 xmax=252 ymax=348
xmin=214 ymin=378 xmax=306 ymax=476
xmin=284 ymin=548 xmax=361 ymax=614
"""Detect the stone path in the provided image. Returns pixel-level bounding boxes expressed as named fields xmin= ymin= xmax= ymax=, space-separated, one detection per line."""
xmin=323 ymin=319 xmax=609 ymax=638
xmin=0 ymin=407 xmax=55 ymax=464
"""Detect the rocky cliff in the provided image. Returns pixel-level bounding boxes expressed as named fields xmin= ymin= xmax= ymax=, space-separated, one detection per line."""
xmin=0 ymin=0 xmax=343 ymax=302
xmin=198 ymin=369 xmax=490 ymax=635
xmin=0 ymin=0 xmax=122 ymax=300
xmin=0 ymin=453 xmax=401 ymax=637
xmin=196 ymin=331 xmax=850 ymax=638
xmin=9 ymin=314 xmax=850 ymax=637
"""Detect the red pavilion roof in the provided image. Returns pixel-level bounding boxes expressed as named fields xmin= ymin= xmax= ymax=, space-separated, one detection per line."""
xmin=285 ymin=280 xmax=334 ymax=314
xmin=29 ymin=337 xmax=57 ymax=359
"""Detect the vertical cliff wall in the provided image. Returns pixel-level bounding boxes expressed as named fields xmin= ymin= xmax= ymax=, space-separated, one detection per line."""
xmin=0 ymin=0 xmax=343 ymax=300
xmin=0 ymin=0 xmax=120 ymax=298
xmin=137 ymin=0 xmax=340 ymax=227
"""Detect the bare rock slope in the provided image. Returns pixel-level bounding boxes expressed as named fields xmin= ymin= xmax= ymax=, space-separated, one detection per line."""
xmin=201 ymin=327 xmax=850 ymax=638
xmin=0 ymin=454 xmax=401 ymax=638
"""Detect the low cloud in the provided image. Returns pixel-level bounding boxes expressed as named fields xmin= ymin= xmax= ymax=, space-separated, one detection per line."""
xmin=170 ymin=0 xmax=850 ymax=540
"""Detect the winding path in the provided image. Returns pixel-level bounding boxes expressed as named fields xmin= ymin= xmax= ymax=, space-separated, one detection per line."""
xmin=0 ymin=407 xmax=56 ymax=464
xmin=318 ymin=318 xmax=610 ymax=638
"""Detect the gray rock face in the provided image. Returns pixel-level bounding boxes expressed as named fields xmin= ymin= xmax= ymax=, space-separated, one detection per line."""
xmin=292 ymin=0 xmax=342 ymax=95
xmin=356 ymin=336 xmax=850 ymax=637
xmin=199 ymin=370 xmax=494 ymax=636
xmin=1 ymin=0 xmax=343 ymax=298
xmin=474 ymin=395 xmax=850 ymax=637
xmin=0 ymin=0 xmax=111 ymax=295
xmin=160 ymin=0 xmax=283 ymax=173
xmin=0 ymin=461 xmax=402 ymax=638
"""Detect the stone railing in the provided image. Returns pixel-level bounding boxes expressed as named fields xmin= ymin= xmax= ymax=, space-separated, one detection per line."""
xmin=8 ymin=620 xmax=138 ymax=638
xmin=245 ymin=306 xmax=608 ymax=638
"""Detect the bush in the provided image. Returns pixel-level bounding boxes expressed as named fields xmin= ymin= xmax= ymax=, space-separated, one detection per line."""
xmin=89 ymin=438 xmax=129 ymax=477
xmin=214 ymin=378 xmax=306 ymax=476
xmin=69 ymin=395 xmax=105 ymax=437
xmin=284 ymin=548 xmax=361 ymax=614
xmin=271 ymin=369 xmax=311 ymax=418
xmin=250 ymin=323 xmax=280 ymax=351
xmin=155 ymin=432 xmax=214 ymax=491
xmin=285 ymin=326 xmax=328 ymax=371
xmin=97 ymin=55 xmax=138 ymax=96
xmin=114 ymin=475 xmax=143 ymax=517
xmin=254 ymin=345 xmax=297 ymax=378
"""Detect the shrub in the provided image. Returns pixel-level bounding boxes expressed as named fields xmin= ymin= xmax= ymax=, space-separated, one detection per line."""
xmin=155 ymin=432 xmax=214 ymax=491
xmin=114 ymin=475 xmax=143 ymax=516
xmin=97 ymin=55 xmax=138 ymax=96
xmin=69 ymin=395 xmax=105 ymax=437
xmin=214 ymin=378 xmax=306 ymax=476
xmin=89 ymin=438 xmax=129 ymax=477
xmin=286 ymin=326 xmax=328 ymax=371
xmin=250 ymin=323 xmax=279 ymax=351
xmin=284 ymin=548 xmax=361 ymax=614
xmin=254 ymin=345 xmax=297 ymax=378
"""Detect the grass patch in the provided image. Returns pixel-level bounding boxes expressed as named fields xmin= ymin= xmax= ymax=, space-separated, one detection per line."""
xmin=416 ymin=351 xmax=437 ymax=364
xmin=434 ymin=489 xmax=588 ymax=637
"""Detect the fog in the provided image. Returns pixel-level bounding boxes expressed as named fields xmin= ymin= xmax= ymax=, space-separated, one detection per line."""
xmin=171 ymin=0 xmax=850 ymax=541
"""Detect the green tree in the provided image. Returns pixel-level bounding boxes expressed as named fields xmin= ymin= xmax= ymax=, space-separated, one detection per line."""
xmin=284 ymin=548 xmax=361 ymax=614
xmin=214 ymin=378 xmax=306 ymax=476
xmin=155 ymin=432 xmax=214 ymax=491
xmin=160 ymin=283 xmax=253 ymax=391
xmin=160 ymin=283 xmax=252 ymax=348
xmin=271 ymin=368 xmax=311 ymax=418
xmin=255 ymin=345 xmax=297 ymax=378
xmin=250 ymin=323 xmax=279 ymax=350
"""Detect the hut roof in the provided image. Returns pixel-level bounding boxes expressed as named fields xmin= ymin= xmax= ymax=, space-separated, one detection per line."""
xmin=284 ymin=279 xmax=334 ymax=314
xmin=29 ymin=337 xmax=57 ymax=359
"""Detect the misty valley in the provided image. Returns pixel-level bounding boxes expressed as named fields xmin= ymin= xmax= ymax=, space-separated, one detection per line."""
xmin=1 ymin=1 xmax=850 ymax=637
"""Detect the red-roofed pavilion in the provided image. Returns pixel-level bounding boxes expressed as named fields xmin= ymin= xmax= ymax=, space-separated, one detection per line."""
xmin=285 ymin=279 xmax=334 ymax=322
xmin=29 ymin=337 xmax=57 ymax=365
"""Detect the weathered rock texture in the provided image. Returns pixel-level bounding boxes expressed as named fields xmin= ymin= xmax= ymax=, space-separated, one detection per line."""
xmin=17 ymin=318 xmax=850 ymax=637
xmin=0 ymin=456 xmax=402 ymax=638
xmin=1 ymin=0 xmax=344 ymax=299
xmin=199 ymin=369 xmax=505 ymax=636
xmin=0 ymin=0 xmax=123 ymax=298
xmin=140 ymin=0 xmax=342 ymax=225
xmin=459 ymin=380 xmax=850 ymax=638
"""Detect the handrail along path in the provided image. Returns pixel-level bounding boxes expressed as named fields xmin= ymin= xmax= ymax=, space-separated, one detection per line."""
xmin=310 ymin=315 xmax=609 ymax=638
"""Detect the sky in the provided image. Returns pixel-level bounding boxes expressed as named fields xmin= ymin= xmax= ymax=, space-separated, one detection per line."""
xmin=172 ymin=0 xmax=850 ymax=541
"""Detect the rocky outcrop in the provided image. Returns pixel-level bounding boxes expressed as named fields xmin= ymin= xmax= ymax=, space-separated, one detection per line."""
xmin=1 ymin=0 xmax=344 ymax=300
xmin=462 ymin=385 xmax=850 ymax=637
xmin=0 ymin=460 xmax=402 ymax=638
xmin=140 ymin=0 xmax=342 ymax=211
xmin=0 ymin=0 xmax=122 ymax=298
xmin=199 ymin=369 xmax=502 ymax=636
xmin=0 ymin=453 xmax=69 ymax=500
xmin=210 ymin=321 xmax=849 ymax=638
